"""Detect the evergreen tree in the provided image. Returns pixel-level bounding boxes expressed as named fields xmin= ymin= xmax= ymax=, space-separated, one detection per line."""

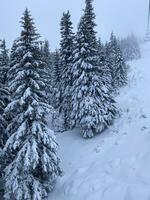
xmin=0 ymin=40 xmax=10 ymax=151
xmin=7 ymin=38 xmax=21 ymax=86
xmin=41 ymin=40 xmax=51 ymax=65
xmin=97 ymin=38 xmax=112 ymax=90
xmin=97 ymin=38 xmax=105 ymax=65
xmin=40 ymin=40 xmax=53 ymax=104
xmin=53 ymin=50 xmax=61 ymax=89
xmin=52 ymin=50 xmax=62 ymax=109
xmin=71 ymin=0 xmax=116 ymax=138
xmin=0 ymin=40 xmax=9 ymax=85
xmin=50 ymin=50 xmax=65 ymax=133
xmin=113 ymin=44 xmax=127 ymax=89
xmin=0 ymin=40 xmax=10 ymax=191
xmin=0 ymin=83 xmax=9 ymax=189
xmin=0 ymin=84 xmax=9 ymax=150
xmin=105 ymin=40 xmax=114 ymax=88
xmin=106 ymin=33 xmax=127 ymax=91
xmin=3 ymin=9 xmax=62 ymax=200
xmin=60 ymin=11 xmax=74 ymax=129
xmin=0 ymin=40 xmax=10 ymax=149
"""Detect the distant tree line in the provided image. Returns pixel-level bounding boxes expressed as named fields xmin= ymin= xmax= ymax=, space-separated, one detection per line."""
xmin=119 ymin=34 xmax=141 ymax=61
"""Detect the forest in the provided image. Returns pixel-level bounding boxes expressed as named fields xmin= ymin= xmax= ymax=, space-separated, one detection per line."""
xmin=0 ymin=0 xmax=141 ymax=199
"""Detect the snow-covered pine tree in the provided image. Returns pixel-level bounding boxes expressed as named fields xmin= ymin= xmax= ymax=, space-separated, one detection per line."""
xmin=7 ymin=39 xmax=21 ymax=89
xmin=0 ymin=41 xmax=10 ymax=191
xmin=60 ymin=11 xmax=74 ymax=129
xmin=52 ymin=50 xmax=62 ymax=109
xmin=3 ymin=9 xmax=62 ymax=200
xmin=97 ymin=38 xmax=105 ymax=65
xmin=96 ymin=38 xmax=112 ymax=91
xmin=0 ymin=40 xmax=10 ymax=150
xmin=0 ymin=84 xmax=9 ymax=150
xmin=0 ymin=83 xmax=9 ymax=187
xmin=0 ymin=84 xmax=9 ymax=196
xmin=113 ymin=44 xmax=127 ymax=89
xmin=39 ymin=40 xmax=53 ymax=105
xmin=71 ymin=0 xmax=116 ymax=138
xmin=106 ymin=32 xmax=127 ymax=91
xmin=0 ymin=40 xmax=9 ymax=85
xmin=41 ymin=40 xmax=51 ymax=66
xmin=50 ymin=50 xmax=66 ymax=133
xmin=5 ymin=39 xmax=22 ymax=137
xmin=105 ymin=39 xmax=115 ymax=90
xmin=53 ymin=50 xmax=61 ymax=86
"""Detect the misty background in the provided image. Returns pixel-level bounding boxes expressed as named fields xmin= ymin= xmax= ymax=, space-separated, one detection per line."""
xmin=0 ymin=0 xmax=148 ymax=50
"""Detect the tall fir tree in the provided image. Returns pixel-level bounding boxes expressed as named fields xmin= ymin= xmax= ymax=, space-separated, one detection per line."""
xmin=97 ymin=38 xmax=105 ymax=65
xmin=3 ymin=9 xmax=62 ymax=200
xmin=106 ymin=32 xmax=127 ymax=91
xmin=0 ymin=40 xmax=10 ymax=191
xmin=39 ymin=40 xmax=53 ymax=105
xmin=60 ymin=11 xmax=74 ymax=129
xmin=0 ymin=40 xmax=10 ymax=151
xmin=0 ymin=40 xmax=9 ymax=85
xmin=52 ymin=50 xmax=62 ymax=109
xmin=7 ymin=38 xmax=21 ymax=87
xmin=0 ymin=83 xmax=9 ymax=188
xmin=113 ymin=44 xmax=127 ymax=89
xmin=0 ymin=84 xmax=9 ymax=150
xmin=71 ymin=0 xmax=116 ymax=138
xmin=96 ymin=38 xmax=112 ymax=91
xmin=53 ymin=50 xmax=61 ymax=86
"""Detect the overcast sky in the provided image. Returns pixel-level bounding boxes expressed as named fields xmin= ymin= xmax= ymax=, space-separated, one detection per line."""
xmin=0 ymin=0 xmax=148 ymax=50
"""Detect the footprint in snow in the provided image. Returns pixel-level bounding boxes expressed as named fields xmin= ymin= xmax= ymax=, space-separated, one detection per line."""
xmin=127 ymin=116 xmax=132 ymax=123
xmin=141 ymin=126 xmax=148 ymax=131
xmin=94 ymin=145 xmax=101 ymax=153
xmin=140 ymin=114 xmax=147 ymax=119
xmin=112 ymin=129 xmax=119 ymax=134
xmin=123 ymin=132 xmax=128 ymax=136
xmin=114 ymin=140 xmax=121 ymax=146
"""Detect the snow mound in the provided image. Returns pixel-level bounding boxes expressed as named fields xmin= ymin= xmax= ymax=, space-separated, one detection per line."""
xmin=49 ymin=43 xmax=150 ymax=200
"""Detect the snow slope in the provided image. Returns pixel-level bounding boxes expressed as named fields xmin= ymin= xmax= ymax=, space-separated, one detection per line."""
xmin=50 ymin=43 xmax=150 ymax=200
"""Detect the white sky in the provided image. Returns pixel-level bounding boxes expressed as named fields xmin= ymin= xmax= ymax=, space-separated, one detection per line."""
xmin=0 ymin=0 xmax=148 ymax=50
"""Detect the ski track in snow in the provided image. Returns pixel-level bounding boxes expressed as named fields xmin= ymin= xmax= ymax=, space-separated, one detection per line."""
xmin=49 ymin=43 xmax=150 ymax=200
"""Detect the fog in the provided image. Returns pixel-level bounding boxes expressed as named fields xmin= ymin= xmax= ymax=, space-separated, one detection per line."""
xmin=0 ymin=0 xmax=148 ymax=50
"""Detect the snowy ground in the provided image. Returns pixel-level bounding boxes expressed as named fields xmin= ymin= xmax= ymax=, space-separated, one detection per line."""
xmin=49 ymin=43 xmax=150 ymax=200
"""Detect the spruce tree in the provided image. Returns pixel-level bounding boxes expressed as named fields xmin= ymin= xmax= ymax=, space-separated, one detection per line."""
xmin=3 ymin=9 xmax=62 ymax=200
xmin=0 ymin=40 xmax=10 ymax=150
xmin=50 ymin=50 xmax=65 ymax=132
xmin=7 ymin=38 xmax=21 ymax=87
xmin=39 ymin=40 xmax=53 ymax=105
xmin=97 ymin=38 xmax=112 ymax=90
xmin=0 ymin=83 xmax=9 ymax=188
xmin=52 ymin=50 xmax=62 ymax=109
xmin=0 ymin=84 xmax=9 ymax=150
xmin=71 ymin=0 xmax=116 ymax=138
xmin=97 ymin=38 xmax=105 ymax=65
xmin=0 ymin=41 xmax=10 ymax=191
xmin=0 ymin=40 xmax=9 ymax=85
xmin=60 ymin=11 xmax=74 ymax=129
xmin=113 ymin=44 xmax=127 ymax=89
xmin=41 ymin=40 xmax=51 ymax=65
xmin=106 ymin=33 xmax=127 ymax=90
xmin=0 ymin=39 xmax=10 ymax=150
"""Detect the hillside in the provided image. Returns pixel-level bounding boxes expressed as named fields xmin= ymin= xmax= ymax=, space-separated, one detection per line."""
xmin=50 ymin=43 xmax=150 ymax=200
